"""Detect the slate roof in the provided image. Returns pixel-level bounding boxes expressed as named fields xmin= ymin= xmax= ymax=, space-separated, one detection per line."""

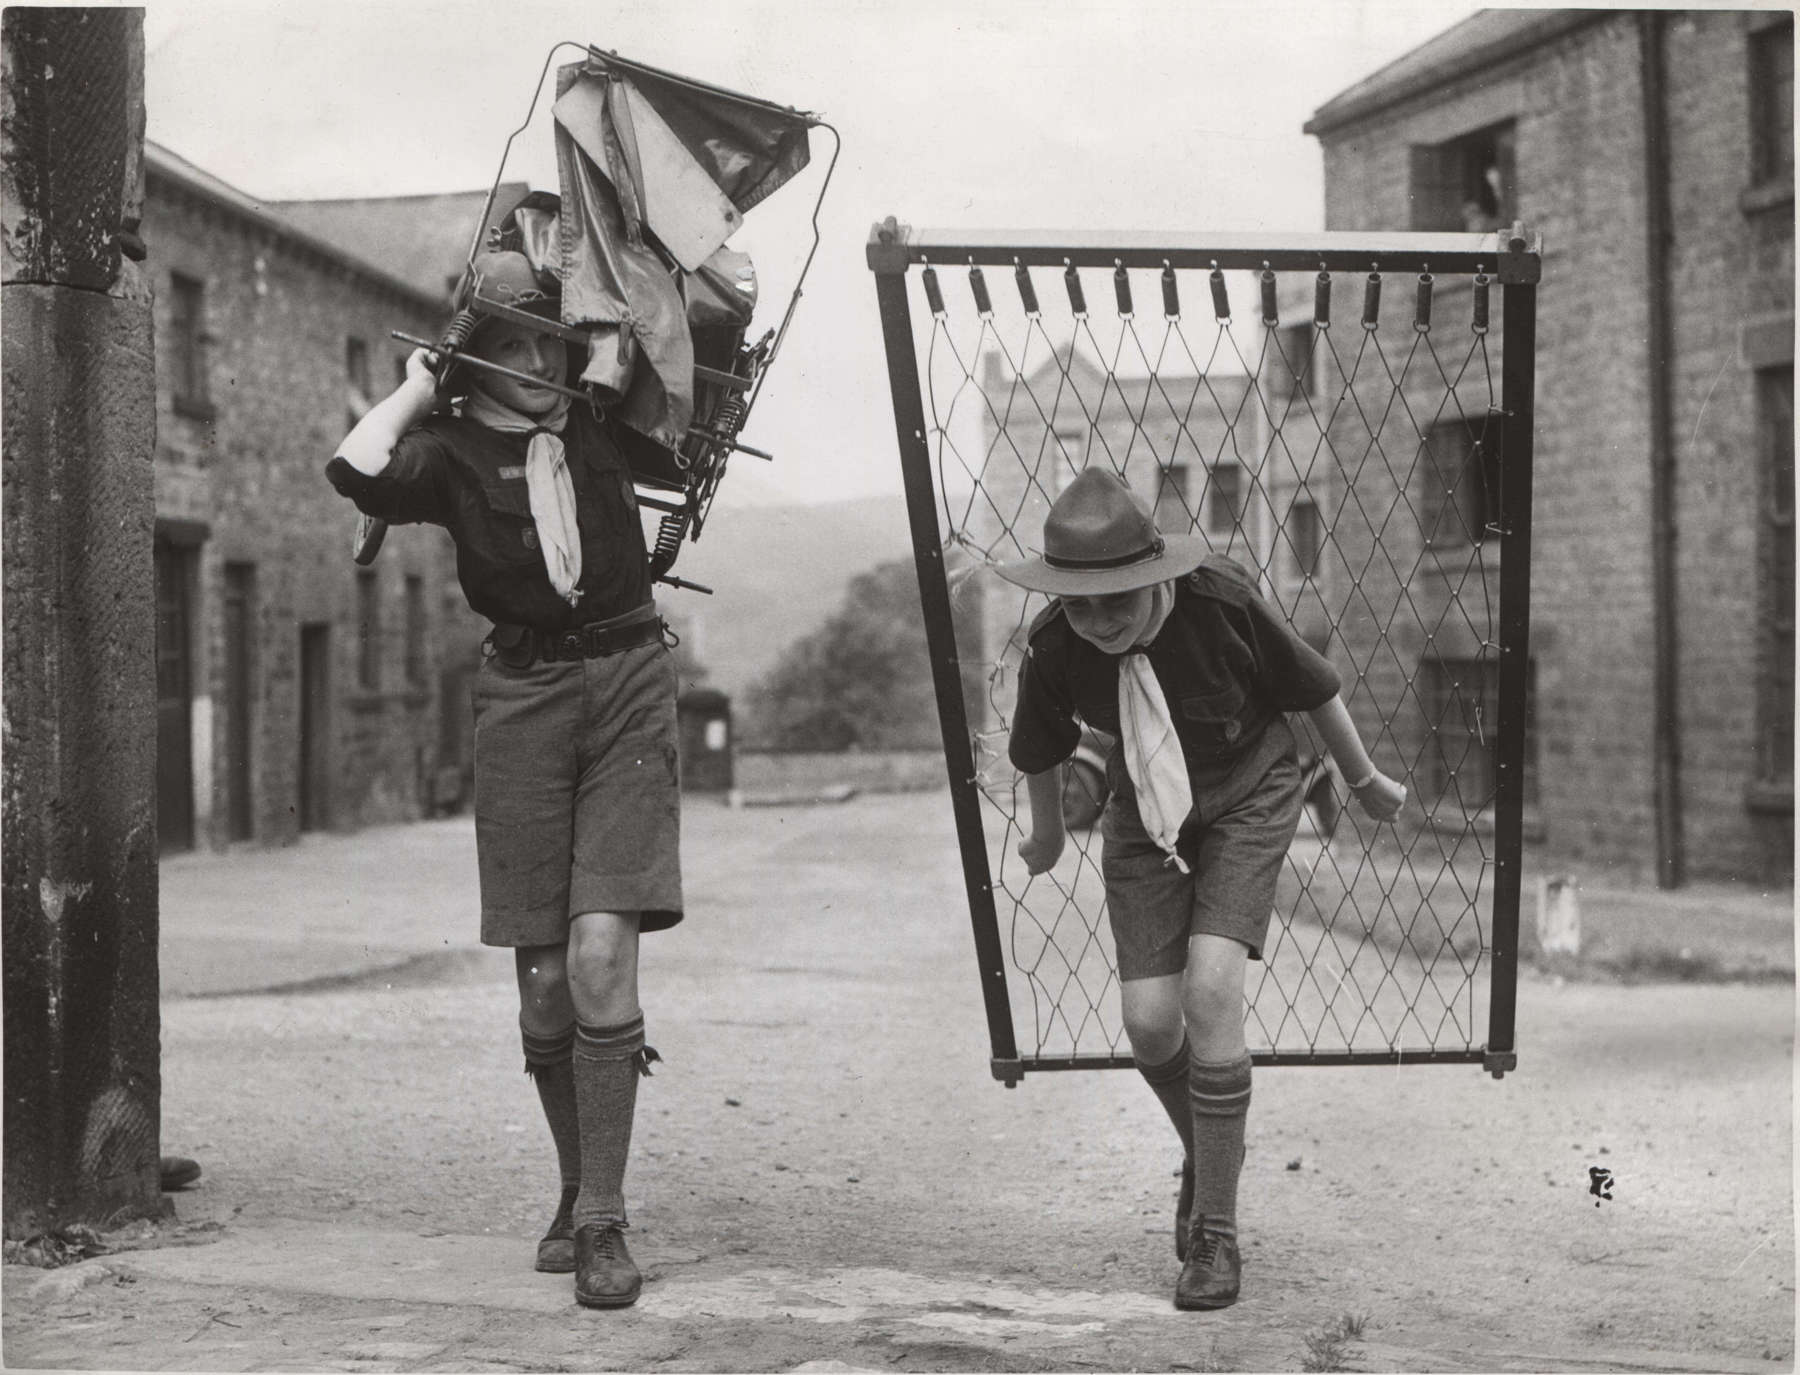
xmin=270 ymin=183 xmax=532 ymax=303
xmin=1305 ymin=9 xmax=1608 ymax=138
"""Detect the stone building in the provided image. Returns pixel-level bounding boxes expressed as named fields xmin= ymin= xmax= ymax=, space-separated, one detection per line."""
xmin=143 ymin=143 xmax=493 ymax=852
xmin=1306 ymin=9 xmax=1794 ymax=885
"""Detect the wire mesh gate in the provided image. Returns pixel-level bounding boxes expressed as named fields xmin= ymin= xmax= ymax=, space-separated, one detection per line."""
xmin=868 ymin=221 xmax=1539 ymax=1085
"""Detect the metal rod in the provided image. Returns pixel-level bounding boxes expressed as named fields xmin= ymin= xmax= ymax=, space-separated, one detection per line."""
xmin=585 ymin=45 xmax=824 ymax=123
xmin=389 ymin=331 xmax=587 ymax=401
xmin=887 ymin=227 xmax=1527 ymax=276
xmin=748 ymin=120 xmax=842 ymax=416
xmin=693 ymin=363 xmax=751 ymax=392
xmin=1488 ymin=264 xmax=1540 ymax=1078
xmin=869 ymin=260 xmax=1020 ymax=1069
xmin=1009 ymin=1049 xmax=1493 ymax=1074
xmin=470 ymin=294 xmax=589 ymax=345
xmin=465 ymin=41 xmax=589 ymax=278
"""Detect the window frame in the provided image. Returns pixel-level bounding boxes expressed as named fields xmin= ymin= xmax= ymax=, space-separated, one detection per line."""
xmin=1417 ymin=418 xmax=1497 ymax=550
xmin=1408 ymin=119 xmax=1517 ymax=234
xmin=1749 ymin=16 xmax=1795 ymax=191
xmin=169 ymin=271 xmax=214 ymax=420
xmin=1753 ymin=364 xmax=1794 ymax=798
xmin=356 ymin=568 xmax=381 ymax=692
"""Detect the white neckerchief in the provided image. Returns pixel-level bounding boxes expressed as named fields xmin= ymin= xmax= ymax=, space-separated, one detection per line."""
xmin=1116 ymin=582 xmax=1191 ymax=872
xmin=464 ymin=389 xmax=583 ymax=605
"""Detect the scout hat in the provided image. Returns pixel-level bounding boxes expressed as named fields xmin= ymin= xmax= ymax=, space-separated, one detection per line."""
xmin=445 ymin=249 xmax=570 ymax=394
xmin=994 ymin=468 xmax=1208 ymax=595
xmin=466 ymin=249 xmax=561 ymax=331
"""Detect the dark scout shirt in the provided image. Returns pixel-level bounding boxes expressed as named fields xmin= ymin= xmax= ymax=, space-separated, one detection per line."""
xmin=327 ymin=406 xmax=651 ymax=631
xmin=1009 ymin=557 xmax=1342 ymax=789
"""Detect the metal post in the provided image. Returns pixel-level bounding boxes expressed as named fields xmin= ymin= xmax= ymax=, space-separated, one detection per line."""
xmin=868 ymin=220 xmax=1021 ymax=1083
xmin=1486 ymin=232 xmax=1539 ymax=1079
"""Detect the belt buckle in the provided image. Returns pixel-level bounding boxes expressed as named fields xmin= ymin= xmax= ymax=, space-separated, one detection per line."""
xmin=559 ymin=631 xmax=586 ymax=660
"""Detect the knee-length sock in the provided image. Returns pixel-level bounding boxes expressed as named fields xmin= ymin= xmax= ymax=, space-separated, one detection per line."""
xmin=522 ymin=1023 xmax=581 ymax=1197
xmin=1188 ymin=1052 xmax=1253 ymax=1239
xmin=571 ymin=1013 xmax=647 ymax=1230
xmin=1135 ymin=1035 xmax=1195 ymax=1162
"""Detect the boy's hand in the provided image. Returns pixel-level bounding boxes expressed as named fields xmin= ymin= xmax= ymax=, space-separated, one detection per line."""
xmin=1351 ymin=771 xmax=1407 ymax=822
xmin=1018 ymin=830 xmax=1065 ymax=875
xmin=403 ymin=347 xmax=443 ymax=391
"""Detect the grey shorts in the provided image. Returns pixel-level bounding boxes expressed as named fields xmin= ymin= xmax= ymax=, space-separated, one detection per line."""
xmin=470 ymin=635 xmax=683 ymax=946
xmin=1100 ymin=741 xmax=1303 ymax=980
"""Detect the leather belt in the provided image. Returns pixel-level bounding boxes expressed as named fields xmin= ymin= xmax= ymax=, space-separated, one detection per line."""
xmin=490 ymin=613 xmax=665 ymax=668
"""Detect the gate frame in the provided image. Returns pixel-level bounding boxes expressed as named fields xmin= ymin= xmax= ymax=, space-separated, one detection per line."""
xmin=868 ymin=218 xmax=1540 ymax=1084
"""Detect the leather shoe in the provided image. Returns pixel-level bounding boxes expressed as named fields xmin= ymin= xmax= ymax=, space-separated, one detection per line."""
xmin=159 ymin=1155 xmax=201 ymax=1191
xmin=1174 ymin=1217 xmax=1241 ymax=1310
xmin=535 ymin=1185 xmax=579 ymax=1273
xmin=1174 ymin=1157 xmax=1195 ymax=1261
xmin=573 ymin=1224 xmax=641 ymax=1308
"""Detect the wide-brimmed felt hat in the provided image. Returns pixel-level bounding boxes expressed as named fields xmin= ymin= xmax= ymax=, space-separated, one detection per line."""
xmin=995 ymin=468 xmax=1208 ymax=595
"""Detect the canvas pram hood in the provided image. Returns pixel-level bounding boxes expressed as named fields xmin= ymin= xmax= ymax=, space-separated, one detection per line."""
xmin=547 ymin=49 xmax=821 ymax=450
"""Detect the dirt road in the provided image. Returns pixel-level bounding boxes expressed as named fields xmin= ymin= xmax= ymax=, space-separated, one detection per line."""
xmin=4 ymin=794 xmax=1792 ymax=1372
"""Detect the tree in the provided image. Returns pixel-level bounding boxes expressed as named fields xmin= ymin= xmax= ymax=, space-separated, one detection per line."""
xmin=743 ymin=557 xmax=981 ymax=750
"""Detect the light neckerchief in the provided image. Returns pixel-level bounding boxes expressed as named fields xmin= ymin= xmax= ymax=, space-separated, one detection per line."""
xmin=463 ymin=389 xmax=583 ymax=606
xmin=1116 ymin=581 xmax=1191 ymax=872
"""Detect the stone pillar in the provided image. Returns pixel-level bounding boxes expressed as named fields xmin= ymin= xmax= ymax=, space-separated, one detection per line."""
xmin=2 ymin=7 xmax=161 ymax=1236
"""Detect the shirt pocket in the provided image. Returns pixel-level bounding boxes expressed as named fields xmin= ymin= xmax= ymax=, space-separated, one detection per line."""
xmin=476 ymin=479 xmax=544 ymax=564
xmin=1179 ymin=683 xmax=1251 ymax=756
xmin=573 ymin=454 xmax=637 ymax=539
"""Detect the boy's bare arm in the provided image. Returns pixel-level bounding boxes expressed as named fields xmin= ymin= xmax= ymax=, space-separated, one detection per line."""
xmin=1018 ymin=766 xmax=1068 ymax=874
xmin=336 ymin=349 xmax=441 ymax=476
xmin=1305 ymin=695 xmax=1406 ymax=821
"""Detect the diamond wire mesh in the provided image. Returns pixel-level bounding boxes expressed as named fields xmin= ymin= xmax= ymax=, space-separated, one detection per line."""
xmin=912 ymin=257 xmax=1509 ymax=1065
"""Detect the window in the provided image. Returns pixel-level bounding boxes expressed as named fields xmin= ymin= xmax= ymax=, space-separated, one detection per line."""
xmin=1047 ymin=425 xmax=1087 ymax=494
xmin=1206 ymin=463 xmax=1242 ymax=536
xmin=169 ymin=272 xmax=211 ymax=416
xmin=1756 ymin=365 xmax=1794 ymax=787
xmin=356 ymin=569 xmax=380 ymax=691
xmin=1286 ymin=495 xmax=1322 ymax=579
xmin=1750 ymin=18 xmax=1795 ymax=187
xmin=1417 ymin=419 xmax=1498 ymax=548
xmin=222 ymin=562 xmax=257 ymax=843
xmin=1275 ymin=322 xmax=1314 ymax=400
xmin=346 ymin=335 xmax=371 ymax=431
xmin=1419 ymin=656 xmax=1536 ymax=814
xmin=1409 ymin=120 xmax=1516 ymax=233
xmin=1154 ymin=462 xmax=1192 ymax=532
xmin=404 ymin=574 xmax=426 ymax=687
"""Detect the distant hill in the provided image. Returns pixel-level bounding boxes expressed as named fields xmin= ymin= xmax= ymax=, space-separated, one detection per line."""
xmin=658 ymin=493 xmax=914 ymax=699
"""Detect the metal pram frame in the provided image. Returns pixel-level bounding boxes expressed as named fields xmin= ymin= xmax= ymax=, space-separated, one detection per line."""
xmin=355 ymin=42 xmax=841 ymax=596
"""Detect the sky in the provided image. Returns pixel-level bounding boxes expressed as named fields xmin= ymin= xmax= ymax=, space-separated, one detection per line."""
xmin=138 ymin=0 xmax=1496 ymax=507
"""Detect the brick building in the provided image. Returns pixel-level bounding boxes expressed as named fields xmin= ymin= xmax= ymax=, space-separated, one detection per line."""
xmin=144 ymin=144 xmax=494 ymax=852
xmin=1306 ymin=9 xmax=1794 ymax=886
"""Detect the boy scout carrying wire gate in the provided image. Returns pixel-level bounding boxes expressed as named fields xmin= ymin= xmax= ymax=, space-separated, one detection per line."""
xmin=1000 ymin=468 xmax=1406 ymax=1311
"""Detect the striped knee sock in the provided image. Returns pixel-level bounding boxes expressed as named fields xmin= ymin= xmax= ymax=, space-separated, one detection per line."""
xmin=571 ymin=1013 xmax=647 ymax=1230
xmin=1188 ymin=1052 xmax=1253 ymax=1239
xmin=522 ymin=1023 xmax=580 ymax=1196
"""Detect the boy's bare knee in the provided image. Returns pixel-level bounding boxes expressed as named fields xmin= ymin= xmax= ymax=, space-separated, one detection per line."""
xmin=514 ymin=945 xmax=573 ymax=1030
xmin=1181 ymin=968 xmax=1243 ymax=1042
xmin=1120 ymin=974 xmax=1186 ymax=1062
xmin=565 ymin=915 xmax=640 ymax=1018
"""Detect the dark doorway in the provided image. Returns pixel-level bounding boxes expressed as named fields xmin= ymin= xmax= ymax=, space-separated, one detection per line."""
xmin=154 ymin=537 xmax=196 ymax=854
xmin=222 ymin=562 xmax=256 ymax=841
xmin=298 ymin=623 xmax=332 ymax=832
